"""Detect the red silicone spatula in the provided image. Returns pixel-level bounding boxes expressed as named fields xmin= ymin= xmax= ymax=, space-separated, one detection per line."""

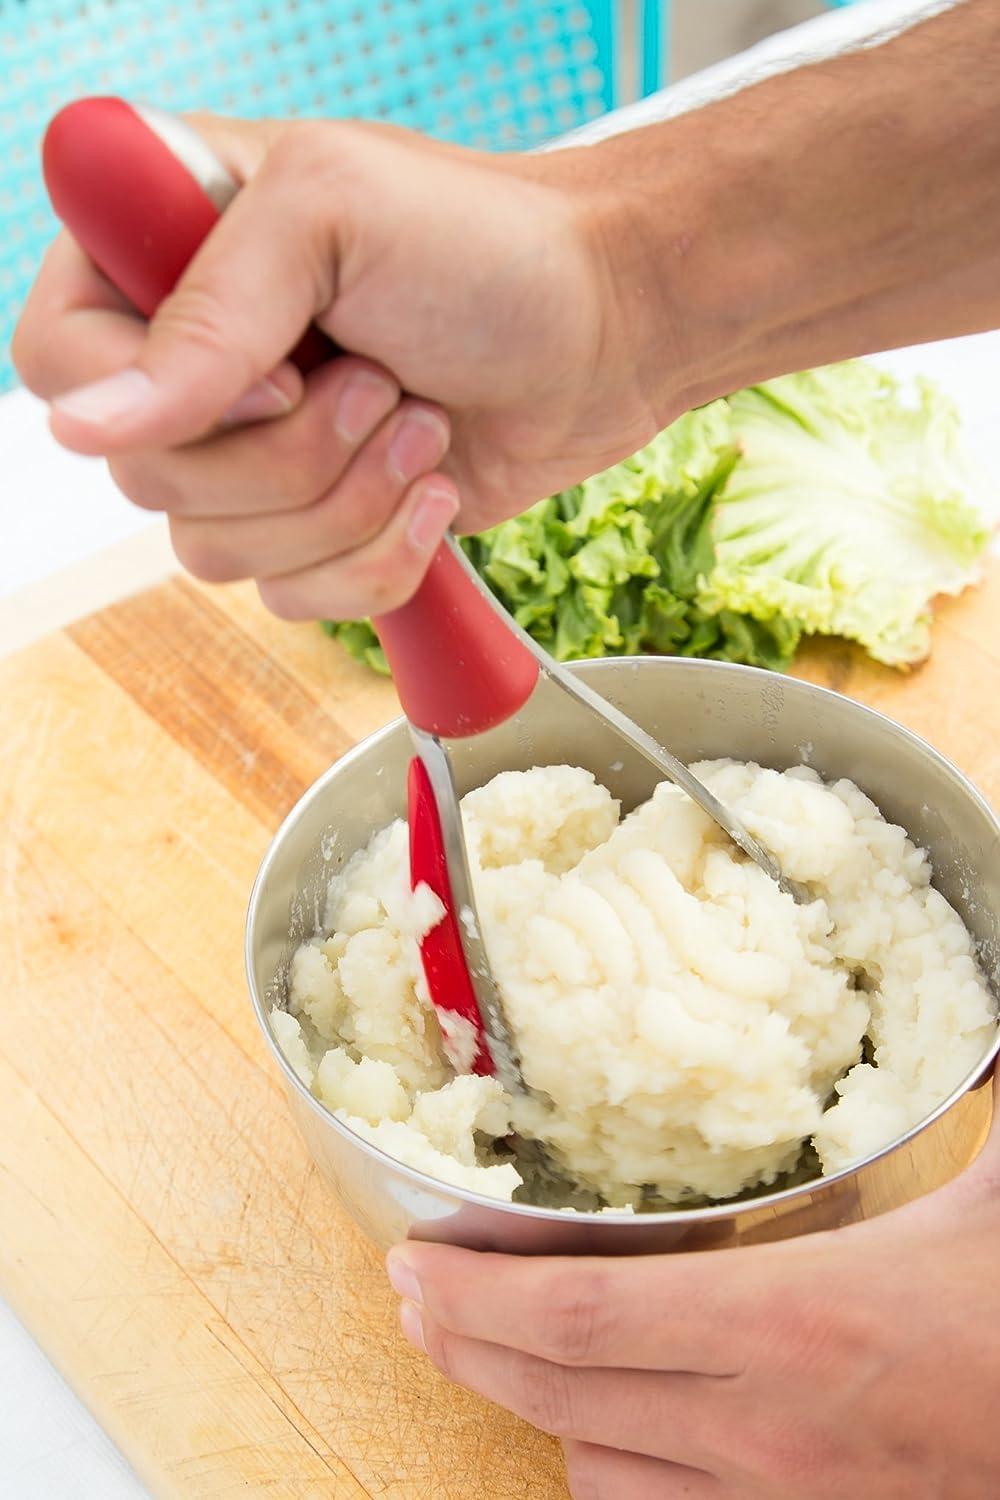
xmin=42 ymin=96 xmax=533 ymax=1085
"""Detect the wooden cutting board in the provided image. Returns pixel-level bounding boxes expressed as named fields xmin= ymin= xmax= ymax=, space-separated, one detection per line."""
xmin=1 ymin=565 xmax=997 ymax=1500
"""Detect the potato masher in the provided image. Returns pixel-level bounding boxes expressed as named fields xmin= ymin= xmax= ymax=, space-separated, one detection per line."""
xmin=43 ymin=97 xmax=799 ymax=1106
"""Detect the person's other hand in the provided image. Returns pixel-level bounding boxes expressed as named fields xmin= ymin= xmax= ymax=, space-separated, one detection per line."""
xmin=13 ymin=115 xmax=671 ymax=621
xmin=385 ymin=1075 xmax=1000 ymax=1498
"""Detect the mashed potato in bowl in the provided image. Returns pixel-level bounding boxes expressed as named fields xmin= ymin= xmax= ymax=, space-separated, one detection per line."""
xmin=271 ymin=762 xmax=997 ymax=1211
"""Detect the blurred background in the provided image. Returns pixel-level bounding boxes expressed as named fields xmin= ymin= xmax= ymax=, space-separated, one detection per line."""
xmin=668 ymin=1 xmax=826 ymax=80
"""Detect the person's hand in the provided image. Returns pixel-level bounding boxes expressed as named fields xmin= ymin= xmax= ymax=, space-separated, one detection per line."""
xmin=12 ymin=115 xmax=676 ymax=621
xmin=384 ymin=1076 xmax=1000 ymax=1498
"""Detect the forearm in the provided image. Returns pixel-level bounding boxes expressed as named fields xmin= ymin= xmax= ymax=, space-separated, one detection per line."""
xmin=574 ymin=0 xmax=1000 ymax=417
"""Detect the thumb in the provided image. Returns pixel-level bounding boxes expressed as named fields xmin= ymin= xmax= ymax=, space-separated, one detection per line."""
xmin=385 ymin=1237 xmax=782 ymax=1376
xmin=48 ymin=117 xmax=341 ymax=453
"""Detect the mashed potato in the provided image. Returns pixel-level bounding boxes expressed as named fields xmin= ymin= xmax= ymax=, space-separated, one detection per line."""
xmin=273 ymin=763 xmax=996 ymax=1209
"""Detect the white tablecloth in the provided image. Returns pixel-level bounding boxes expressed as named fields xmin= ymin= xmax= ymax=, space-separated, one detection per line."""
xmin=1 ymin=2 xmax=989 ymax=1495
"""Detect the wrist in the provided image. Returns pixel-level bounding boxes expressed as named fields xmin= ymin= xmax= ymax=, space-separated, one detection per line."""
xmin=537 ymin=136 xmax=713 ymax=439
xmin=555 ymin=0 xmax=1000 ymax=423
xmin=548 ymin=118 xmax=789 ymax=431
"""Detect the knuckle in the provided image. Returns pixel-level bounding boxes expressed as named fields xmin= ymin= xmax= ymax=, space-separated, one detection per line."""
xmin=275 ymin=118 xmax=331 ymax=167
xmin=276 ymin=452 xmax=324 ymax=511
xmin=169 ymin=520 xmax=242 ymax=584
xmin=740 ymin=1417 xmax=836 ymax=1490
xmin=276 ymin=118 xmax=352 ymax=179
xmin=536 ymin=1268 xmax=609 ymax=1366
xmin=153 ymin=285 xmax=256 ymax=386
xmin=268 ymin=119 xmax=359 ymax=220
xmin=257 ymin=575 xmax=310 ymax=621
xmin=250 ymin=394 xmax=345 ymax=507
xmin=770 ymin=1293 xmax=862 ymax=1372
xmin=517 ymin=1356 xmax=577 ymax=1436
xmin=107 ymin=456 xmax=179 ymax=514
xmin=265 ymin=123 xmax=352 ymax=307
xmin=214 ymin=411 xmax=319 ymax=513
xmin=733 ymin=1298 xmax=867 ymax=1487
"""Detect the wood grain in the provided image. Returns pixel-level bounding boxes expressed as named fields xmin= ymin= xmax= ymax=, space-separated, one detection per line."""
xmin=0 ymin=565 xmax=997 ymax=1498
xmin=68 ymin=577 xmax=355 ymax=827
xmin=789 ymin=574 xmax=1000 ymax=801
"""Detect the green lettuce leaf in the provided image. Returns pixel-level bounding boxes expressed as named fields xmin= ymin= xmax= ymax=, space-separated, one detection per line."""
xmin=700 ymin=363 xmax=990 ymax=665
xmin=329 ymin=360 xmax=991 ymax=677
xmin=451 ymin=403 xmax=799 ymax=669
xmin=324 ymin=617 xmax=388 ymax=674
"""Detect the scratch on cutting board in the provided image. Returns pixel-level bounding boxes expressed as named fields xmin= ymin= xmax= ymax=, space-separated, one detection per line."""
xmin=0 ymin=1030 xmax=365 ymax=1499
xmin=201 ymin=1319 xmax=375 ymax=1497
xmin=167 ymin=817 xmax=247 ymax=892
xmin=0 ymin=1158 xmax=62 ymax=1227
xmin=77 ymin=953 xmax=116 ymax=1081
xmin=4 ymin=692 xmax=61 ymax=812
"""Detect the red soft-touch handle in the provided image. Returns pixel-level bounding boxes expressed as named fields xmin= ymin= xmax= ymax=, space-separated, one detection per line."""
xmin=377 ymin=548 xmax=538 ymax=736
xmin=44 ymin=97 xmax=223 ymax=320
xmin=42 ymin=96 xmax=539 ymax=738
xmin=408 ymin=758 xmax=493 ymax=1074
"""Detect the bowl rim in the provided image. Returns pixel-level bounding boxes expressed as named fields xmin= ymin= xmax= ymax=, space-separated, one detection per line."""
xmin=246 ymin=656 xmax=1000 ymax=1226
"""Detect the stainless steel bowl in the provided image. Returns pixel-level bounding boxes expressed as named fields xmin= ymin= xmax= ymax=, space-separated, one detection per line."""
xmin=246 ymin=659 xmax=1000 ymax=1255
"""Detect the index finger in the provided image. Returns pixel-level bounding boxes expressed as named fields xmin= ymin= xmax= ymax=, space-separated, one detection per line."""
xmin=386 ymin=1242 xmax=783 ymax=1375
xmin=12 ymin=230 xmax=147 ymax=397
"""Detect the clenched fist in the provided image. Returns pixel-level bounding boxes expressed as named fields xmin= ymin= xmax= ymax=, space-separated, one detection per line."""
xmin=14 ymin=115 xmax=671 ymax=621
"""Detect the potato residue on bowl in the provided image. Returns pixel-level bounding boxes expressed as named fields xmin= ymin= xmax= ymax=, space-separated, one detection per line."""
xmin=272 ymin=762 xmax=996 ymax=1210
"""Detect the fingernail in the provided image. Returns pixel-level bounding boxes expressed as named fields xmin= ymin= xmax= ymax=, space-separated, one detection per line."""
xmin=335 ymin=369 xmax=397 ymax=443
xmin=399 ymin=1300 xmax=427 ymax=1354
xmin=386 ymin=1249 xmax=423 ymax=1304
xmin=387 ymin=408 xmax=449 ymax=485
xmin=221 ymin=376 xmax=294 ymax=427
xmin=409 ymin=485 xmax=460 ymax=550
xmin=52 ymin=367 xmax=155 ymax=428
